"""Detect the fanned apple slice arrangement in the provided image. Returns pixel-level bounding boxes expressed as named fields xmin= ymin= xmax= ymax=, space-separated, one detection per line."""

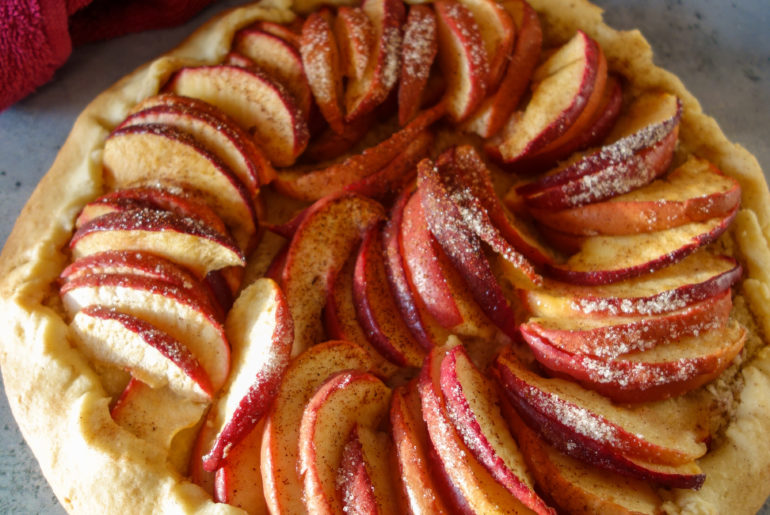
xmin=56 ymin=0 xmax=750 ymax=512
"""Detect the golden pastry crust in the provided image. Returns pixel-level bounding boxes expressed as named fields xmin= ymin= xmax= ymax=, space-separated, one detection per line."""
xmin=0 ymin=0 xmax=768 ymax=513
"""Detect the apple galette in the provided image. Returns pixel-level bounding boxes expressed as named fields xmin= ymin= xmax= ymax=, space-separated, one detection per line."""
xmin=1 ymin=0 xmax=769 ymax=513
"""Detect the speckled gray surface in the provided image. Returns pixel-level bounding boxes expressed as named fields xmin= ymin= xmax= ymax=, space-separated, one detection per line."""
xmin=0 ymin=0 xmax=768 ymax=513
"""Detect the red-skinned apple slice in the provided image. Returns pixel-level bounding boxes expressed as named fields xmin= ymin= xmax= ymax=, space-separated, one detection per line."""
xmin=434 ymin=0 xmax=489 ymax=122
xmin=390 ymin=384 xmax=452 ymax=515
xmin=301 ymin=8 xmax=345 ymax=134
xmin=301 ymin=111 xmax=375 ymax=162
xmin=490 ymin=30 xmax=599 ymax=162
xmin=529 ymin=156 xmax=742 ymax=235
xmin=458 ymin=0 xmax=515 ymax=89
xmin=344 ymin=0 xmax=405 ymax=122
xmin=165 ymin=65 xmax=309 ymax=166
xmin=464 ymin=0 xmax=542 ymax=138
xmin=60 ymin=273 xmax=230 ymax=391
xmin=518 ymin=253 xmax=741 ymax=318
xmin=336 ymin=6 xmax=374 ymax=81
xmin=544 ymin=208 xmax=737 ymax=285
xmin=353 ymin=224 xmax=425 ymax=368
xmin=521 ymin=289 xmax=732 ymax=359
xmin=502 ymin=399 xmax=664 ymax=514
xmin=261 ymin=341 xmax=374 ymax=515
xmin=233 ymin=27 xmax=312 ymax=118
xmin=493 ymin=347 xmax=707 ymax=468
xmin=71 ymin=306 xmax=213 ymax=400
xmin=398 ymin=5 xmax=438 ymax=126
xmin=213 ymin=419 xmax=268 ymax=514
xmin=440 ymin=345 xmax=554 ymax=513
xmin=70 ymin=208 xmax=245 ymax=279
xmin=256 ymin=20 xmax=301 ymax=49
xmin=281 ymin=193 xmax=385 ymax=356
xmin=200 ymin=279 xmax=293 ymax=472
xmin=418 ymin=342 xmax=552 ymax=514
xmin=101 ymin=124 xmax=258 ymax=251
xmin=524 ymin=320 xmax=746 ymax=403
xmin=336 ymin=424 xmax=400 ymax=515
xmin=298 ymin=370 xmax=392 ymax=515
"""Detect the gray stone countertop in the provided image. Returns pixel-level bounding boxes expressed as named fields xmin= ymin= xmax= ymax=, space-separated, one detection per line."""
xmin=0 ymin=0 xmax=768 ymax=513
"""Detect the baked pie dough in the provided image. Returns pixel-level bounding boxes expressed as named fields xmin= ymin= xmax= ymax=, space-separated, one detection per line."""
xmin=1 ymin=0 xmax=769 ymax=513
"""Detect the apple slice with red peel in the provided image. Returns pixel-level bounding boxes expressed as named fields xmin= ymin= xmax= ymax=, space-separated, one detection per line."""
xmin=418 ymin=342 xmax=553 ymax=514
xmin=337 ymin=424 xmax=400 ymax=515
xmin=60 ymin=273 xmax=230 ymax=391
xmin=111 ymin=378 xmax=208 ymax=449
xmin=464 ymin=0 xmax=542 ymax=138
xmin=390 ymin=384 xmax=453 ymax=515
xmin=71 ymin=306 xmax=213 ymax=400
xmin=261 ymin=341 xmax=374 ymax=515
xmin=458 ymin=0 xmax=515 ymax=89
xmin=301 ymin=9 xmax=345 ymax=134
xmin=544 ymin=208 xmax=737 ymax=285
xmin=521 ymin=289 xmax=732 ymax=359
xmin=274 ymin=103 xmax=443 ymax=201
xmin=525 ymin=320 xmax=746 ymax=403
xmin=301 ymin=111 xmax=375 ymax=163
xmin=256 ymin=20 xmax=301 ymax=49
xmin=165 ymin=65 xmax=309 ymax=166
xmin=281 ymin=193 xmax=385 ymax=356
xmin=493 ymin=347 xmax=707 ymax=468
xmin=529 ymin=156 xmax=742 ymax=235
xmin=71 ymin=208 xmax=245 ymax=279
xmin=233 ymin=27 xmax=312 ymax=118
xmin=501 ymin=399 xmax=664 ymax=514
xmin=434 ymin=0 xmax=489 ymax=122
xmin=102 ymin=124 xmax=257 ymax=251
xmin=344 ymin=0 xmax=405 ymax=122
xmin=325 ymin=256 xmax=400 ymax=378
xmin=398 ymin=5 xmax=438 ymax=126
xmin=200 ymin=279 xmax=293 ymax=472
xmin=440 ymin=345 xmax=555 ymax=513
xmin=353 ymin=224 xmax=425 ymax=368
xmin=336 ymin=6 xmax=374 ymax=81
xmin=213 ymin=418 xmax=267 ymax=514
xmin=490 ymin=30 xmax=600 ymax=162
xmin=518 ymin=253 xmax=741 ymax=319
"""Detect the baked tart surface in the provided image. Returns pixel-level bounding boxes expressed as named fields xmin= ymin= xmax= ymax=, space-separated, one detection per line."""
xmin=1 ymin=0 xmax=769 ymax=513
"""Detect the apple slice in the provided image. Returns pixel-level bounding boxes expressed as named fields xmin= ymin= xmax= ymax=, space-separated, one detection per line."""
xmin=71 ymin=306 xmax=213 ymax=400
xmin=390 ymin=383 xmax=453 ymax=515
xmin=213 ymin=419 xmax=268 ymax=514
xmin=255 ymin=20 xmax=301 ymax=49
xmin=418 ymin=342 xmax=552 ymax=514
xmin=301 ymin=111 xmax=375 ymax=162
xmin=70 ymin=208 xmax=244 ymax=279
xmin=301 ymin=8 xmax=345 ymax=134
xmin=502 ymin=399 xmax=664 ymax=514
xmin=335 ymin=6 xmax=374 ymax=81
xmin=544 ymin=208 xmax=737 ymax=285
xmin=60 ymin=273 xmax=230 ymax=391
xmin=111 ymin=378 xmax=208 ymax=450
xmin=493 ymin=348 xmax=708 ymax=467
xmin=298 ymin=370 xmax=392 ymax=514
xmin=337 ymin=424 xmax=400 ymax=515
xmin=233 ymin=27 xmax=312 ymax=118
xmin=101 ymin=124 xmax=257 ymax=251
xmin=398 ymin=5 xmax=438 ymax=126
xmin=463 ymin=0 xmax=542 ymax=138
xmin=434 ymin=0 xmax=489 ymax=122
xmin=529 ymin=156 xmax=742 ymax=235
xmin=261 ymin=341 xmax=374 ymax=515
xmin=273 ymin=103 xmax=443 ymax=201
xmin=353 ymin=224 xmax=425 ymax=368
xmin=521 ymin=289 xmax=732 ymax=359
xmin=165 ymin=65 xmax=309 ymax=166
xmin=458 ymin=0 xmax=515 ymax=89
xmin=282 ymin=193 xmax=385 ymax=356
xmin=440 ymin=345 xmax=554 ymax=513
xmin=344 ymin=0 xmax=405 ymax=122
xmin=525 ymin=320 xmax=746 ymax=403
xmin=200 ymin=279 xmax=293 ymax=472
xmin=518 ymin=252 xmax=741 ymax=318
xmin=490 ymin=30 xmax=600 ymax=162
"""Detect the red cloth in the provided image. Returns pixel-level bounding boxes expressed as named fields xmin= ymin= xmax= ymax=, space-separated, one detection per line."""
xmin=0 ymin=0 xmax=217 ymax=112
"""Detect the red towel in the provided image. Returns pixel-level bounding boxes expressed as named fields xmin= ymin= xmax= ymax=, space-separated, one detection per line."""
xmin=0 ymin=0 xmax=217 ymax=112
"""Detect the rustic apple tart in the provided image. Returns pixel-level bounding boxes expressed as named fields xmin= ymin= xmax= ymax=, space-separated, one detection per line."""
xmin=1 ymin=0 xmax=769 ymax=513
